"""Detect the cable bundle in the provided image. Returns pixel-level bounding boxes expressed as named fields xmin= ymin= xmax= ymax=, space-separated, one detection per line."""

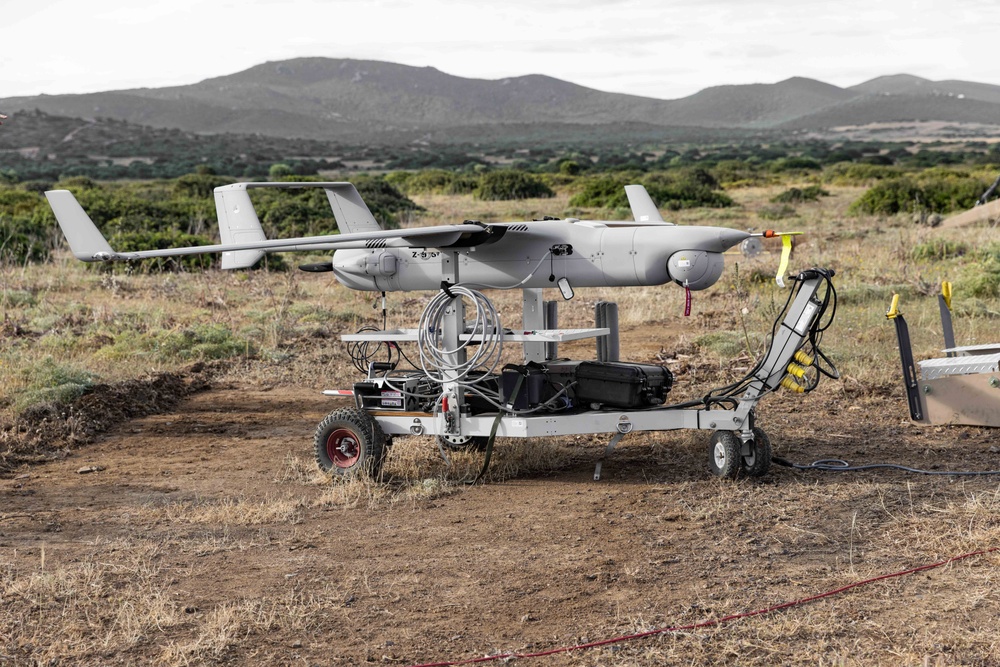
xmin=417 ymin=285 xmax=504 ymax=386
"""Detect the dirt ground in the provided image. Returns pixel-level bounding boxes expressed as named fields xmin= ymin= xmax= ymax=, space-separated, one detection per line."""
xmin=2 ymin=344 xmax=1000 ymax=665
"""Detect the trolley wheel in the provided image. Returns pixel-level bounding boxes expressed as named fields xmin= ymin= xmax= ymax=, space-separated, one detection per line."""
xmin=436 ymin=434 xmax=490 ymax=452
xmin=741 ymin=427 xmax=772 ymax=478
xmin=314 ymin=408 xmax=387 ymax=478
xmin=708 ymin=430 xmax=742 ymax=479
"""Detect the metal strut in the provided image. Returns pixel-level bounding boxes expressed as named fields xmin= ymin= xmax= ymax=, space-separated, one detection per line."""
xmin=594 ymin=431 xmax=626 ymax=481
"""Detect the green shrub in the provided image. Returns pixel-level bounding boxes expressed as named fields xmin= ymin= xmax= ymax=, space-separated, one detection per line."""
xmin=850 ymin=173 xmax=988 ymax=215
xmin=911 ymin=239 xmax=969 ymax=261
xmin=558 ymin=160 xmax=582 ymax=176
xmin=474 ymin=171 xmax=554 ymax=201
xmin=174 ymin=173 xmax=235 ymax=199
xmin=962 ymin=261 xmax=1000 ymax=298
xmin=99 ymin=324 xmax=250 ymax=363
xmin=353 ymin=176 xmax=424 ymax=228
xmin=758 ymin=204 xmax=798 ymax=220
xmin=823 ymin=162 xmax=899 ymax=185
xmin=568 ymin=174 xmax=633 ymax=208
xmin=390 ymin=169 xmax=454 ymax=194
xmin=568 ymin=170 xmax=733 ymax=211
xmin=444 ymin=174 xmax=480 ymax=195
xmin=771 ymin=185 xmax=829 ymax=203
xmin=849 ymin=178 xmax=924 ymax=215
xmin=15 ymin=357 xmax=97 ymax=414
xmin=768 ymin=156 xmax=823 ymax=172
xmin=104 ymin=230 xmax=215 ymax=273
xmin=0 ymin=214 xmax=55 ymax=264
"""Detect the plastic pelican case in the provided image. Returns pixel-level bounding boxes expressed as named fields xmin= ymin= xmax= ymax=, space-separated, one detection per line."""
xmin=553 ymin=360 xmax=673 ymax=409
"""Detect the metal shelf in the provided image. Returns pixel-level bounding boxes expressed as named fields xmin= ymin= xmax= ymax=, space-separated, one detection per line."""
xmin=340 ymin=327 xmax=610 ymax=343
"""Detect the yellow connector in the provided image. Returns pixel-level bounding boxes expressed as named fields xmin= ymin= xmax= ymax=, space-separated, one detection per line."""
xmin=786 ymin=362 xmax=807 ymax=379
xmin=794 ymin=350 xmax=814 ymax=366
xmin=780 ymin=375 xmax=806 ymax=393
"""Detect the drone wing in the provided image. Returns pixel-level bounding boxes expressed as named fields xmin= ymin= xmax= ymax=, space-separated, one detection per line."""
xmin=46 ymin=184 xmax=489 ymax=266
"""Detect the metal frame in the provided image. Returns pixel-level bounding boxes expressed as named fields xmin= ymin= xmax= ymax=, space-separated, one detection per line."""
xmin=335 ymin=255 xmax=832 ymax=474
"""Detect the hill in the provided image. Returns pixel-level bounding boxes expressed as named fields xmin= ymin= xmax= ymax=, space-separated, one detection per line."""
xmin=5 ymin=58 xmax=1000 ymax=145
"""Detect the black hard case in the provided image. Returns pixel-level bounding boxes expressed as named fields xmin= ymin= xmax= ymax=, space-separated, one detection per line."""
xmin=546 ymin=360 xmax=672 ymax=409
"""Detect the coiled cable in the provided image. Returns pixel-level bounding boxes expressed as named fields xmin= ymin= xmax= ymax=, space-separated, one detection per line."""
xmin=417 ymin=285 xmax=504 ymax=386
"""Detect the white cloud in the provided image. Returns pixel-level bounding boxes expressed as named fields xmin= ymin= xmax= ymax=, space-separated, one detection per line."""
xmin=1 ymin=0 xmax=995 ymax=101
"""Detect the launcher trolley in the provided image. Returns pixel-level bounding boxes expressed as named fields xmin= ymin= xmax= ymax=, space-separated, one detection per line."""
xmin=43 ymin=180 xmax=837 ymax=481
xmin=320 ymin=265 xmax=837 ymax=481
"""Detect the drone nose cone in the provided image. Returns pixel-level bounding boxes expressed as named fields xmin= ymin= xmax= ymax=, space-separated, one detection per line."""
xmin=680 ymin=227 xmax=751 ymax=253
xmin=716 ymin=228 xmax=751 ymax=251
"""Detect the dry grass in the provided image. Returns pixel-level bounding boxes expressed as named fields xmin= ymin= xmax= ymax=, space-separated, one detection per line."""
xmin=2 ymin=181 xmax=1000 ymax=665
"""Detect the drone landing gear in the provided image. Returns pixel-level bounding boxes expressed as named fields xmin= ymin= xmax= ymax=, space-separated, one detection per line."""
xmin=314 ymin=408 xmax=387 ymax=478
xmin=707 ymin=427 xmax=771 ymax=479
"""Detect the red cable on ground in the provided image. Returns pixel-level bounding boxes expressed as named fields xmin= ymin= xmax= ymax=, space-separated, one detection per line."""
xmin=409 ymin=546 xmax=999 ymax=667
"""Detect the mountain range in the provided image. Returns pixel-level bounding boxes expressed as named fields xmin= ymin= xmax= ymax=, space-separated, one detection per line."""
xmin=2 ymin=58 xmax=1000 ymax=144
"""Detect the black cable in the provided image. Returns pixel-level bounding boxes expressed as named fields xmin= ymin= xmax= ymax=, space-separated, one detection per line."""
xmin=773 ymin=457 xmax=1000 ymax=476
xmin=347 ymin=325 xmax=397 ymax=374
xmin=701 ymin=275 xmax=802 ymax=404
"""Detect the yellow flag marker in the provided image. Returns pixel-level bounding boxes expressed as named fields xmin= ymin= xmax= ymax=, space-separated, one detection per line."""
xmin=775 ymin=233 xmax=794 ymax=288
xmin=759 ymin=230 xmax=801 ymax=288
xmin=941 ymin=281 xmax=952 ymax=310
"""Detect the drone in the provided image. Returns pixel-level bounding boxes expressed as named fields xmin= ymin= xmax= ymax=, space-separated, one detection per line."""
xmin=46 ymin=182 xmax=838 ymax=481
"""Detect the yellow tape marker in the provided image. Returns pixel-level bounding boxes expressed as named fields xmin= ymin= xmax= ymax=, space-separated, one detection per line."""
xmin=775 ymin=233 xmax=793 ymax=288
xmin=941 ymin=281 xmax=952 ymax=311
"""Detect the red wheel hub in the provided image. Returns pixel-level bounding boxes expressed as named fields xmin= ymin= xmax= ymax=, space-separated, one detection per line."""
xmin=326 ymin=428 xmax=361 ymax=468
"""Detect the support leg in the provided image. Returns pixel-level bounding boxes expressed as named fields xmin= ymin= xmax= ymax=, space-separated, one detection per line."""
xmin=594 ymin=431 xmax=626 ymax=481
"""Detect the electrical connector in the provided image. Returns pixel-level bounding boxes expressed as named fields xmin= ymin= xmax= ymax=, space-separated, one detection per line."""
xmin=780 ymin=376 xmax=806 ymax=393
xmin=794 ymin=350 xmax=814 ymax=366
xmin=786 ymin=362 xmax=807 ymax=379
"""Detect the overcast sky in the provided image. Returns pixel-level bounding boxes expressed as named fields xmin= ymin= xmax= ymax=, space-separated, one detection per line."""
xmin=2 ymin=0 xmax=994 ymax=101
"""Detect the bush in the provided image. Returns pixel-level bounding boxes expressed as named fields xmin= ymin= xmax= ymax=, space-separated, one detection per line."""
xmin=568 ymin=174 xmax=633 ymax=208
xmin=15 ymin=357 xmax=97 ymax=414
xmin=823 ymin=162 xmax=899 ymax=185
xmin=771 ymin=185 xmax=829 ymax=203
xmin=99 ymin=324 xmax=251 ymax=363
xmin=758 ymin=204 xmax=798 ymax=221
xmin=849 ymin=178 xmax=925 ymax=215
xmin=104 ymin=230 xmax=216 ymax=273
xmin=473 ymin=171 xmax=554 ymax=201
xmin=174 ymin=173 xmax=235 ymax=199
xmin=388 ymin=169 xmax=453 ymax=194
xmin=849 ymin=174 xmax=988 ymax=215
xmin=768 ymin=156 xmax=822 ymax=172
xmin=568 ymin=170 xmax=732 ymax=211
xmin=353 ymin=176 xmax=424 ymax=228
xmin=0 ymin=213 xmax=57 ymax=264
xmin=912 ymin=239 xmax=969 ymax=261
xmin=963 ymin=261 xmax=1000 ymax=298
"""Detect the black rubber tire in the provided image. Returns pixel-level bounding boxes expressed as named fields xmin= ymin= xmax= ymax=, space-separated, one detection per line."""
xmin=314 ymin=408 xmax=387 ymax=478
xmin=741 ymin=427 xmax=772 ymax=478
xmin=708 ymin=430 xmax=742 ymax=479
xmin=436 ymin=434 xmax=490 ymax=452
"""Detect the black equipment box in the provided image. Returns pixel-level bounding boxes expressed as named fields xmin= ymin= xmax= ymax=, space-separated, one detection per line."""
xmin=501 ymin=363 xmax=552 ymax=410
xmin=545 ymin=360 xmax=672 ymax=409
xmin=354 ymin=375 xmax=420 ymax=412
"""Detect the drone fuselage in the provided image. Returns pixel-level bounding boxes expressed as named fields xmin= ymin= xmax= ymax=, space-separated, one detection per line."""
xmin=332 ymin=218 xmax=748 ymax=293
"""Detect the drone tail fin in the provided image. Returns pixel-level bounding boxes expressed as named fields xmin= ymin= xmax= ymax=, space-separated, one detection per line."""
xmin=212 ymin=182 xmax=382 ymax=269
xmin=321 ymin=183 xmax=383 ymax=234
xmin=213 ymin=185 xmax=268 ymax=269
xmin=45 ymin=190 xmax=116 ymax=261
xmin=625 ymin=184 xmax=670 ymax=224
